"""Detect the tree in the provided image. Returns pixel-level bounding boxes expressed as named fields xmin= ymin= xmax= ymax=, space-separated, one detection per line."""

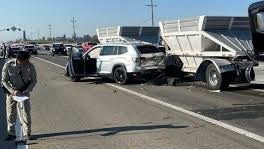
xmin=90 ymin=35 xmax=99 ymax=43
xmin=83 ymin=34 xmax=91 ymax=42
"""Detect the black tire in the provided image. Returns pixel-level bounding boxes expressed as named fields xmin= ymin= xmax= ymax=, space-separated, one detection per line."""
xmin=68 ymin=65 xmax=80 ymax=82
xmin=70 ymin=76 xmax=80 ymax=82
xmin=113 ymin=67 xmax=128 ymax=85
xmin=206 ymin=64 xmax=230 ymax=90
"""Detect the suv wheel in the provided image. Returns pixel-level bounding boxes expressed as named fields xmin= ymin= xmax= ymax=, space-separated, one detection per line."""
xmin=113 ymin=67 xmax=128 ymax=85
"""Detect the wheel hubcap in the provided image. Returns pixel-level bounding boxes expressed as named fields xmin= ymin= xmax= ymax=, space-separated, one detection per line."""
xmin=115 ymin=69 xmax=125 ymax=83
xmin=209 ymin=69 xmax=218 ymax=86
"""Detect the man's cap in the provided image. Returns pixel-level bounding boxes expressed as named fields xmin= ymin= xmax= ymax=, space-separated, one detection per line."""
xmin=16 ymin=51 xmax=30 ymax=60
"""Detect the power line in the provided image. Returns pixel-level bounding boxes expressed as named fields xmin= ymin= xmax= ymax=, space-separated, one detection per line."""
xmin=70 ymin=17 xmax=77 ymax=40
xmin=146 ymin=0 xmax=157 ymax=26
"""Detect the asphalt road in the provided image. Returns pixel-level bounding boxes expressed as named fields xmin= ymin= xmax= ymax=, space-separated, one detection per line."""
xmin=0 ymin=52 xmax=264 ymax=148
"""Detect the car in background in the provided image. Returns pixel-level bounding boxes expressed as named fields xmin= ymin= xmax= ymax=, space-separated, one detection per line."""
xmin=0 ymin=45 xmax=21 ymax=58
xmin=23 ymin=45 xmax=38 ymax=55
xmin=82 ymin=42 xmax=97 ymax=52
xmin=35 ymin=44 xmax=42 ymax=51
xmin=65 ymin=43 xmax=165 ymax=84
xmin=64 ymin=44 xmax=73 ymax=55
xmin=50 ymin=43 xmax=66 ymax=56
xmin=43 ymin=45 xmax=50 ymax=51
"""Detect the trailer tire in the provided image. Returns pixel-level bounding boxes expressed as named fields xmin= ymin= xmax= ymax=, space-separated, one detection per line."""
xmin=206 ymin=64 xmax=230 ymax=90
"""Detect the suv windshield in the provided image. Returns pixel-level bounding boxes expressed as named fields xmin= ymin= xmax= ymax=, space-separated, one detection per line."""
xmin=25 ymin=46 xmax=34 ymax=48
xmin=53 ymin=44 xmax=63 ymax=48
xmin=10 ymin=47 xmax=20 ymax=50
xmin=65 ymin=45 xmax=72 ymax=47
xmin=136 ymin=45 xmax=160 ymax=54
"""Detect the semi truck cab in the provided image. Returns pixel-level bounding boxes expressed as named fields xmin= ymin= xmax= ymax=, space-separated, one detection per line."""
xmin=249 ymin=1 xmax=264 ymax=60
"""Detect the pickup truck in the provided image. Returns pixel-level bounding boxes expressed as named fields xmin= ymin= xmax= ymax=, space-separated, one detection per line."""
xmin=23 ymin=45 xmax=37 ymax=55
xmin=50 ymin=43 xmax=67 ymax=56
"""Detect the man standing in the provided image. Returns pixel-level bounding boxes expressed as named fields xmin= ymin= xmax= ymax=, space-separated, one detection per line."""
xmin=2 ymin=51 xmax=37 ymax=141
xmin=1 ymin=43 xmax=7 ymax=58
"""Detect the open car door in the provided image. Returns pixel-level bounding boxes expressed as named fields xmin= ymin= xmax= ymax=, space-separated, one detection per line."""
xmin=83 ymin=46 xmax=102 ymax=76
xmin=69 ymin=47 xmax=85 ymax=77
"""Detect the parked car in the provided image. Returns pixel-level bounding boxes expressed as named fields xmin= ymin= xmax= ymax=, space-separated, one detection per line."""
xmin=82 ymin=42 xmax=97 ymax=52
xmin=35 ymin=45 xmax=42 ymax=51
xmin=43 ymin=45 xmax=50 ymax=51
xmin=50 ymin=43 xmax=66 ymax=56
xmin=23 ymin=45 xmax=38 ymax=55
xmin=65 ymin=43 xmax=165 ymax=84
xmin=2 ymin=46 xmax=21 ymax=58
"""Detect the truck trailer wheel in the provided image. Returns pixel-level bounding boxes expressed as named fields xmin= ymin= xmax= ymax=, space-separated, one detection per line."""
xmin=206 ymin=64 xmax=230 ymax=90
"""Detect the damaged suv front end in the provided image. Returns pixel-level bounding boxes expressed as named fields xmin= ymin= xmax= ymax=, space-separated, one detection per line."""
xmin=131 ymin=44 xmax=165 ymax=78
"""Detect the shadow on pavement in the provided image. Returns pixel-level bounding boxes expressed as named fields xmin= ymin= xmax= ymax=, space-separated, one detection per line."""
xmin=227 ymin=84 xmax=264 ymax=92
xmin=193 ymin=104 xmax=264 ymax=121
xmin=33 ymin=124 xmax=188 ymax=139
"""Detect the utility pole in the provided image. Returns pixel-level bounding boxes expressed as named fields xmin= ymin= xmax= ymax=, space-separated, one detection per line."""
xmin=37 ymin=29 xmax=40 ymax=40
xmin=70 ymin=17 xmax=77 ymax=40
xmin=146 ymin=0 xmax=157 ymax=26
xmin=48 ymin=24 xmax=52 ymax=40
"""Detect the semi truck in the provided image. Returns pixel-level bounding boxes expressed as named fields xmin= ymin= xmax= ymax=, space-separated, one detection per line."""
xmin=249 ymin=1 xmax=264 ymax=61
xmin=159 ymin=14 xmax=260 ymax=90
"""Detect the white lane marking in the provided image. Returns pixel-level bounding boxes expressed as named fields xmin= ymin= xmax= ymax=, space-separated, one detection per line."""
xmin=34 ymin=57 xmax=264 ymax=144
xmin=106 ymin=83 xmax=264 ymax=143
xmin=34 ymin=57 xmax=66 ymax=69
xmin=37 ymin=51 xmax=50 ymax=55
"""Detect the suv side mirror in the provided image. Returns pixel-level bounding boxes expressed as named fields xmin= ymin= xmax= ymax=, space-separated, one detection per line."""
xmin=256 ymin=12 xmax=264 ymax=32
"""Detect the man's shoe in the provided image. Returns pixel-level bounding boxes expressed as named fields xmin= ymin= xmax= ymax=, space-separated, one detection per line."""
xmin=24 ymin=134 xmax=31 ymax=141
xmin=24 ymin=134 xmax=36 ymax=140
xmin=5 ymin=135 xmax=16 ymax=141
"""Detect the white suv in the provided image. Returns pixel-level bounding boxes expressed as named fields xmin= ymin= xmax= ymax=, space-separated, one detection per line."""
xmin=65 ymin=43 xmax=165 ymax=84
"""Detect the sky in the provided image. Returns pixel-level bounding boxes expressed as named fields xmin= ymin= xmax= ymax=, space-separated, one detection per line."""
xmin=0 ymin=0 xmax=260 ymax=42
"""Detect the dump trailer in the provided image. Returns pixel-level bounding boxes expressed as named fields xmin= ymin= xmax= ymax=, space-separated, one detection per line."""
xmin=160 ymin=16 xmax=258 ymax=90
xmin=97 ymin=26 xmax=160 ymax=45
